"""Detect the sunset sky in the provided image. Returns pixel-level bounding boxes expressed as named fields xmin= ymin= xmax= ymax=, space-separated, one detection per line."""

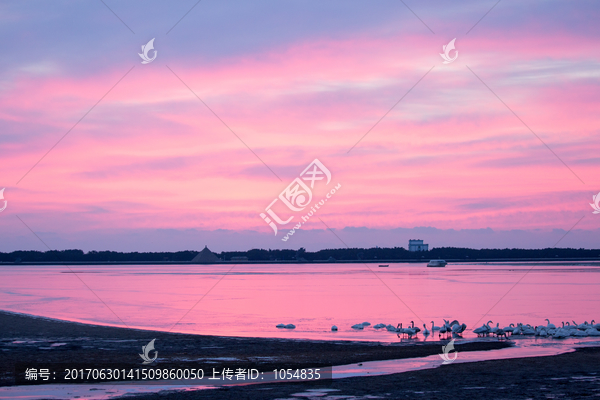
xmin=1 ymin=0 xmax=599 ymax=252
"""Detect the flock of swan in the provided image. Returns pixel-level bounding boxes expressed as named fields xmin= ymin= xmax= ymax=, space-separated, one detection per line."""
xmin=342 ymin=320 xmax=467 ymax=338
xmin=473 ymin=319 xmax=600 ymax=339
xmin=276 ymin=318 xmax=600 ymax=339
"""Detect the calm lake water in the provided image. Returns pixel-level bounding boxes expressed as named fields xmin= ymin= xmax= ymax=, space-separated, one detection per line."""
xmin=2 ymin=263 xmax=599 ymax=341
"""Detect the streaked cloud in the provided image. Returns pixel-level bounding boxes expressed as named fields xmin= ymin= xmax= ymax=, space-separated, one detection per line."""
xmin=1 ymin=0 xmax=599 ymax=250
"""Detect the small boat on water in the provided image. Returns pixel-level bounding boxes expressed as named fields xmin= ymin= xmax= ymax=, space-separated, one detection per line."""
xmin=427 ymin=259 xmax=447 ymax=268
xmin=379 ymin=264 xmax=389 ymax=268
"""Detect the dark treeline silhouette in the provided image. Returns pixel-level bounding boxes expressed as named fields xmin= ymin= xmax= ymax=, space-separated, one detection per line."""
xmin=1 ymin=247 xmax=600 ymax=263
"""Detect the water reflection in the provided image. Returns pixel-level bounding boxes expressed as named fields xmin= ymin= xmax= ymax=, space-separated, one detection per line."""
xmin=1 ymin=263 xmax=599 ymax=342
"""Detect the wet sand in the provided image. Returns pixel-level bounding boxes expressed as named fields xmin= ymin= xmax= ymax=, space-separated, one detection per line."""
xmin=132 ymin=347 xmax=600 ymax=399
xmin=3 ymin=311 xmax=599 ymax=399
xmin=0 ymin=310 xmax=508 ymax=387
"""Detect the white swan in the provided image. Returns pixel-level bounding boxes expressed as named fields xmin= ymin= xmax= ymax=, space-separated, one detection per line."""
xmin=585 ymin=328 xmax=600 ymax=336
xmin=473 ymin=324 xmax=489 ymax=336
xmin=522 ymin=324 xmax=536 ymax=335
xmin=395 ymin=323 xmax=412 ymax=338
xmin=553 ymin=328 xmax=569 ymax=339
xmin=573 ymin=321 xmax=589 ymax=330
xmin=452 ymin=323 xmax=467 ymax=334
xmin=351 ymin=324 xmax=364 ymax=330
xmin=512 ymin=323 xmax=523 ymax=335
xmin=545 ymin=319 xmax=556 ymax=330
xmin=403 ymin=326 xmax=417 ymax=338
xmin=537 ymin=328 xmax=548 ymax=337
xmin=490 ymin=323 xmax=499 ymax=334
xmin=410 ymin=321 xmax=421 ymax=334
xmin=423 ymin=324 xmax=430 ymax=335
xmin=331 ymin=325 xmax=338 ymax=331
xmin=277 ymin=323 xmax=296 ymax=329
xmin=396 ymin=323 xmax=406 ymax=336
xmin=495 ymin=327 xmax=507 ymax=339
xmin=474 ymin=321 xmax=491 ymax=336
xmin=431 ymin=321 xmax=441 ymax=333
xmin=563 ymin=322 xmax=577 ymax=330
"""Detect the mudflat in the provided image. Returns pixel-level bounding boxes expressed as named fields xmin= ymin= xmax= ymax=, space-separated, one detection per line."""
xmin=1 ymin=310 xmax=508 ymax=387
xmin=130 ymin=347 xmax=600 ymax=400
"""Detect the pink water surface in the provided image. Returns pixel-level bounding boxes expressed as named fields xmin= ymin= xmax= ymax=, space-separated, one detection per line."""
xmin=1 ymin=263 xmax=599 ymax=341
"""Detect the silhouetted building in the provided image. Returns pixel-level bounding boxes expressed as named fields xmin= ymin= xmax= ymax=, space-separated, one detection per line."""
xmin=408 ymin=239 xmax=428 ymax=252
xmin=192 ymin=246 xmax=220 ymax=263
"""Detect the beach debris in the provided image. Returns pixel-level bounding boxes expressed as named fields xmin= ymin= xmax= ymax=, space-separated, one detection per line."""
xmin=331 ymin=325 xmax=338 ymax=331
xmin=373 ymin=323 xmax=387 ymax=329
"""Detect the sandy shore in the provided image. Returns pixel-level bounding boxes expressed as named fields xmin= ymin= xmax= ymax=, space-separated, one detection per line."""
xmin=131 ymin=347 xmax=600 ymax=399
xmin=3 ymin=311 xmax=599 ymax=399
xmin=0 ymin=310 xmax=509 ymax=386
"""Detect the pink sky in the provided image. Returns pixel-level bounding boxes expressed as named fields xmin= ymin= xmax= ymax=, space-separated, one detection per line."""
xmin=1 ymin=0 xmax=599 ymax=251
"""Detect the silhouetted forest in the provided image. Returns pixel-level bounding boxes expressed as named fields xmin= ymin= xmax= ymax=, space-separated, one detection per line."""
xmin=1 ymin=247 xmax=599 ymax=263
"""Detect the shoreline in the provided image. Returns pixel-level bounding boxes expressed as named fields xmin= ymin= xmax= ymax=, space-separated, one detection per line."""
xmin=2 ymin=310 xmax=600 ymax=398
xmin=120 ymin=347 xmax=600 ymax=400
xmin=3 ymin=258 xmax=600 ymax=266
xmin=0 ymin=310 xmax=510 ymax=387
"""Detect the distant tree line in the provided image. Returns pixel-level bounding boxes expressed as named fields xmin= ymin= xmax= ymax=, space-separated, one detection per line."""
xmin=0 ymin=250 xmax=198 ymax=263
xmin=1 ymin=247 xmax=599 ymax=263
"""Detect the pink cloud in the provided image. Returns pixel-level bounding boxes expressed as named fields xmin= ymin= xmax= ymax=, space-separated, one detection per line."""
xmin=1 ymin=26 xmax=599 ymax=246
